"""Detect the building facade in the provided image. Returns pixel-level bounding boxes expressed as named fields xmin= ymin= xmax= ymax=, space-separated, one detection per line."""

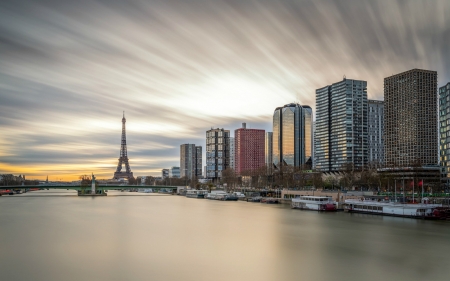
xmin=230 ymin=137 xmax=235 ymax=171
xmin=315 ymin=78 xmax=368 ymax=172
xmin=169 ymin=166 xmax=180 ymax=178
xmin=161 ymin=169 xmax=169 ymax=179
xmin=180 ymin=144 xmax=202 ymax=179
xmin=303 ymin=106 xmax=313 ymax=168
xmin=234 ymin=123 xmax=265 ymax=175
xmin=384 ymin=69 xmax=438 ymax=167
xmin=265 ymin=132 xmax=273 ymax=174
xmin=195 ymin=146 xmax=202 ymax=178
xmin=206 ymin=128 xmax=230 ymax=181
xmin=273 ymin=103 xmax=313 ymax=171
xmin=312 ymin=121 xmax=316 ymax=169
xmin=368 ymin=100 xmax=384 ymax=167
xmin=439 ymin=82 xmax=450 ymax=178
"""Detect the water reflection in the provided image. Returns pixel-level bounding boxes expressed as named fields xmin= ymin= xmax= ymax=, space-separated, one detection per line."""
xmin=1 ymin=190 xmax=449 ymax=281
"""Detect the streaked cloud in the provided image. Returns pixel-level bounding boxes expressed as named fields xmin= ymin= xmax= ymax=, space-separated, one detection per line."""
xmin=0 ymin=0 xmax=449 ymax=180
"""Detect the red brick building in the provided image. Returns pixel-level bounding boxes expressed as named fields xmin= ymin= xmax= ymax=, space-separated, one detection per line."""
xmin=235 ymin=123 xmax=265 ymax=175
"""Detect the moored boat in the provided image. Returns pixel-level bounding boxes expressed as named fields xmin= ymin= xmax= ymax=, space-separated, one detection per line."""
xmin=261 ymin=197 xmax=279 ymax=204
xmin=344 ymin=198 xmax=442 ymax=219
xmin=247 ymin=196 xmax=262 ymax=202
xmin=186 ymin=190 xmax=208 ymax=198
xmin=291 ymin=196 xmax=336 ymax=211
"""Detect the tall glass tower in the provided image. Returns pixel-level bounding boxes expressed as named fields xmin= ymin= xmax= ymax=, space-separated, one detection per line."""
xmin=315 ymin=78 xmax=368 ymax=171
xmin=272 ymin=103 xmax=313 ymax=171
xmin=206 ymin=128 xmax=230 ymax=181
xmin=439 ymin=82 xmax=450 ymax=178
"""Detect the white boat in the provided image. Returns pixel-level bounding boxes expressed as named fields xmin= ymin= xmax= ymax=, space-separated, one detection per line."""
xmin=231 ymin=192 xmax=246 ymax=198
xmin=206 ymin=191 xmax=227 ymax=200
xmin=205 ymin=191 xmax=238 ymax=201
xmin=137 ymin=188 xmax=153 ymax=193
xmin=344 ymin=198 xmax=442 ymax=218
xmin=291 ymin=196 xmax=337 ymax=211
xmin=186 ymin=190 xmax=208 ymax=198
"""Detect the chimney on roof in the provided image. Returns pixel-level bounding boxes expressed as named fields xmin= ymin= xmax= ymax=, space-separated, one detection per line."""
xmin=242 ymin=123 xmax=246 ymax=129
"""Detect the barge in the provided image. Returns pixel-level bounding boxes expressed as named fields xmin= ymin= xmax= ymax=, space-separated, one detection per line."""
xmin=291 ymin=196 xmax=337 ymax=211
xmin=344 ymin=198 xmax=442 ymax=219
xmin=186 ymin=190 xmax=208 ymax=199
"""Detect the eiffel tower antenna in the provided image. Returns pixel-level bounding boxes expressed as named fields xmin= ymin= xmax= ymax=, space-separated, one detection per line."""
xmin=113 ymin=112 xmax=133 ymax=180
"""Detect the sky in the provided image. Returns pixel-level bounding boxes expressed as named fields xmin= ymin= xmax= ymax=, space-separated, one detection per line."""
xmin=1 ymin=0 xmax=449 ymax=180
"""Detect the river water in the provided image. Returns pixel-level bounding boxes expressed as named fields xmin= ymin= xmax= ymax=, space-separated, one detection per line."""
xmin=1 ymin=190 xmax=450 ymax=281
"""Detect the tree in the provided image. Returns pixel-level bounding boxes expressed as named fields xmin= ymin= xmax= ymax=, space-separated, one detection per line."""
xmin=0 ymin=174 xmax=16 ymax=186
xmin=311 ymin=171 xmax=323 ymax=190
xmin=145 ymin=176 xmax=155 ymax=185
xmin=79 ymin=175 xmax=92 ymax=194
xmin=222 ymin=168 xmax=237 ymax=190
xmin=128 ymin=177 xmax=137 ymax=185
xmin=340 ymin=163 xmax=358 ymax=190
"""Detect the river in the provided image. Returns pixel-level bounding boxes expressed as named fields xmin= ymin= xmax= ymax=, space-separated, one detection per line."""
xmin=1 ymin=190 xmax=450 ymax=281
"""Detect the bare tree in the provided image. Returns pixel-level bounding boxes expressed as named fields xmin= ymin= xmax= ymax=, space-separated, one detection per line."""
xmin=222 ymin=168 xmax=237 ymax=190
xmin=0 ymin=174 xmax=16 ymax=186
xmin=144 ymin=176 xmax=155 ymax=185
xmin=340 ymin=163 xmax=357 ymax=190
xmin=311 ymin=171 xmax=323 ymax=190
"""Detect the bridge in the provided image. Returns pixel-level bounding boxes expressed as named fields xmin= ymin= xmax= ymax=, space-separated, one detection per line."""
xmin=0 ymin=185 xmax=179 ymax=196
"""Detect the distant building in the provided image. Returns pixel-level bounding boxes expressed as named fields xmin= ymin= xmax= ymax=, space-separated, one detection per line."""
xmin=235 ymin=123 xmax=265 ymax=175
xmin=206 ymin=128 xmax=230 ymax=181
xmin=312 ymin=121 xmax=316 ymax=169
xmin=315 ymin=78 xmax=368 ymax=172
xmin=265 ymin=132 xmax=273 ymax=174
xmin=230 ymin=137 xmax=235 ymax=171
xmin=169 ymin=166 xmax=180 ymax=178
xmin=195 ymin=146 xmax=202 ymax=178
xmin=273 ymin=103 xmax=313 ymax=171
xmin=161 ymin=169 xmax=169 ymax=179
xmin=384 ymin=69 xmax=438 ymax=167
xmin=439 ymin=82 xmax=450 ymax=178
xmin=368 ymin=100 xmax=384 ymax=167
xmin=303 ymin=105 xmax=313 ymax=168
xmin=180 ymin=144 xmax=202 ymax=179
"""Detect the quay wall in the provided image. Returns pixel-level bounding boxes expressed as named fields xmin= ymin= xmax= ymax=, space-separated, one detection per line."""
xmin=281 ymin=189 xmax=374 ymax=203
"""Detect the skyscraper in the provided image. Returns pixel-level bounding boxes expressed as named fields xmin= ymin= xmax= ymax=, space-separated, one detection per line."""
xmin=206 ymin=128 xmax=230 ymax=181
xmin=273 ymin=103 xmax=313 ymax=171
xmin=230 ymin=137 xmax=235 ymax=171
xmin=169 ymin=166 xmax=180 ymax=178
xmin=440 ymin=82 xmax=450 ymax=179
xmin=161 ymin=169 xmax=169 ymax=179
xmin=303 ymin=105 xmax=313 ymax=168
xmin=315 ymin=78 xmax=368 ymax=172
xmin=195 ymin=146 xmax=202 ymax=178
xmin=265 ymin=132 xmax=273 ymax=174
xmin=384 ymin=69 xmax=438 ymax=167
xmin=180 ymin=144 xmax=202 ymax=179
xmin=234 ymin=123 xmax=265 ymax=175
xmin=312 ymin=121 xmax=316 ymax=169
xmin=368 ymin=100 xmax=384 ymax=166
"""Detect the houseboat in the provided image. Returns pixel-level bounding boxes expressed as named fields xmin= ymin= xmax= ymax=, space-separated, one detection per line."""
xmin=261 ymin=197 xmax=279 ymax=204
xmin=205 ymin=191 xmax=238 ymax=201
xmin=291 ymin=196 xmax=337 ymax=211
xmin=344 ymin=198 xmax=442 ymax=219
xmin=186 ymin=190 xmax=208 ymax=199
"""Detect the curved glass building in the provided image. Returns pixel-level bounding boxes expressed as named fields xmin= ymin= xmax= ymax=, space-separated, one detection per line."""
xmin=272 ymin=103 xmax=313 ymax=171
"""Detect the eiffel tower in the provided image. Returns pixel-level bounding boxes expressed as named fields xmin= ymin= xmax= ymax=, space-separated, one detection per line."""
xmin=113 ymin=112 xmax=133 ymax=180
